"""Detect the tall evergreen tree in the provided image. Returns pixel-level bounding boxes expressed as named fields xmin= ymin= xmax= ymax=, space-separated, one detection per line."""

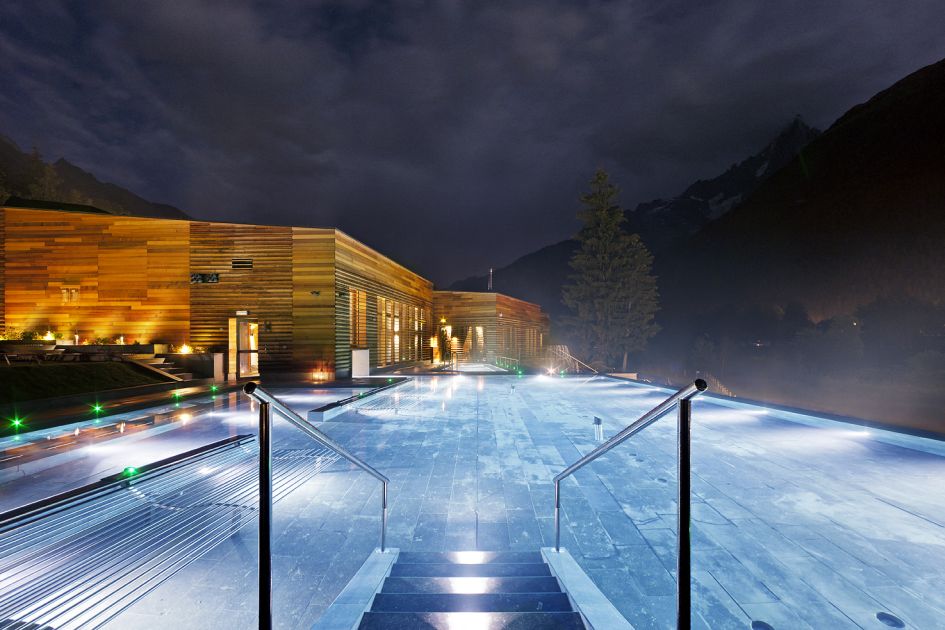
xmin=562 ymin=168 xmax=660 ymax=369
xmin=28 ymin=163 xmax=62 ymax=201
xmin=0 ymin=168 xmax=10 ymax=203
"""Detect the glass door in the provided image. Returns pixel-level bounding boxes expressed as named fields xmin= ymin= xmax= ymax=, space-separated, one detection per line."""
xmin=229 ymin=317 xmax=259 ymax=378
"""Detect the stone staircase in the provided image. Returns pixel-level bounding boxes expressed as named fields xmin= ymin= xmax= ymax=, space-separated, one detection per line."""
xmin=357 ymin=551 xmax=587 ymax=629
xmin=131 ymin=356 xmax=193 ymax=381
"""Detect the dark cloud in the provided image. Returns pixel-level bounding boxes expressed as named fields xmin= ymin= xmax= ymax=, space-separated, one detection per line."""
xmin=1 ymin=1 xmax=943 ymax=284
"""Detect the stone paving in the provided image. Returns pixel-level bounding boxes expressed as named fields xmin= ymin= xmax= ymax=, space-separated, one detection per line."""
xmin=40 ymin=375 xmax=945 ymax=629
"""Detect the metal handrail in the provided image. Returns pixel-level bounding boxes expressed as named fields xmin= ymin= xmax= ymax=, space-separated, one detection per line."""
xmin=242 ymin=382 xmax=390 ymax=630
xmin=548 ymin=345 xmax=598 ymax=374
xmin=553 ymin=378 xmax=706 ymax=630
xmin=496 ymin=355 xmax=520 ymax=370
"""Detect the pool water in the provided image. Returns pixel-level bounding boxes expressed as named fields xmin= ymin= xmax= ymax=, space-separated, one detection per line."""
xmin=6 ymin=375 xmax=943 ymax=629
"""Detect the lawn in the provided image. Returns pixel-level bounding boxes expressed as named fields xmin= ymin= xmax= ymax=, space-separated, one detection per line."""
xmin=0 ymin=362 xmax=168 ymax=404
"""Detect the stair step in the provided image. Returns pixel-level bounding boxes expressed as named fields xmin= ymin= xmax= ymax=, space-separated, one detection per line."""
xmin=358 ymin=611 xmax=586 ymax=629
xmin=370 ymin=592 xmax=572 ymax=613
xmin=396 ymin=551 xmax=543 ymax=564
xmin=391 ymin=563 xmax=552 ymax=578
xmin=381 ymin=576 xmax=562 ymax=594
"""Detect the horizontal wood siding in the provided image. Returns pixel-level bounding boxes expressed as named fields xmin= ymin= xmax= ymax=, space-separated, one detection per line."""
xmin=334 ymin=231 xmax=433 ymax=374
xmin=2 ymin=208 xmax=450 ymax=377
xmin=496 ymin=293 xmax=549 ymax=359
xmin=433 ymin=291 xmax=549 ymax=361
xmin=2 ymin=208 xmax=190 ymax=342
xmin=291 ymin=228 xmax=336 ymax=372
xmin=0 ymin=209 xmax=4 ymax=334
xmin=189 ymin=222 xmax=293 ymax=370
xmin=433 ymin=291 xmax=499 ymax=359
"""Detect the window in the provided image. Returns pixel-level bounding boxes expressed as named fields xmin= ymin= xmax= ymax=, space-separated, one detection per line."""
xmin=349 ymin=289 xmax=367 ymax=348
xmin=377 ymin=297 xmax=427 ymax=365
xmin=60 ymin=287 xmax=79 ymax=304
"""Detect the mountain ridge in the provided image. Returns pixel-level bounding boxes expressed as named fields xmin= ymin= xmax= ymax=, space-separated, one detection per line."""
xmin=0 ymin=135 xmax=190 ymax=220
xmin=448 ymin=116 xmax=820 ymax=323
xmin=663 ymin=56 xmax=945 ymax=321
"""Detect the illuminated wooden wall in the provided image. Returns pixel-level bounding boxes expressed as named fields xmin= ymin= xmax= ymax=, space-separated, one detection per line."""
xmin=496 ymin=293 xmax=549 ymax=359
xmin=0 ymin=209 xmax=5 ymax=334
xmin=291 ymin=228 xmax=337 ymax=372
xmin=1 ymin=208 xmax=190 ymax=343
xmin=433 ymin=291 xmax=548 ymax=361
xmin=0 ymin=205 xmax=437 ymax=377
xmin=188 ymin=221 xmax=295 ymax=370
xmin=334 ymin=230 xmax=434 ymax=374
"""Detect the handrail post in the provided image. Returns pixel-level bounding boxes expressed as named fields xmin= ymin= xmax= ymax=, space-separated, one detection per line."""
xmin=677 ymin=398 xmax=692 ymax=630
xmin=243 ymin=381 xmax=390 ymax=562
xmin=381 ymin=481 xmax=388 ymax=552
xmin=554 ymin=480 xmax=561 ymax=552
xmin=258 ymin=400 xmax=272 ymax=630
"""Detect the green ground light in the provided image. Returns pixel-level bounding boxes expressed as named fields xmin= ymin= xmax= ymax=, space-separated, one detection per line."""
xmin=11 ymin=417 xmax=23 ymax=428
xmin=91 ymin=403 xmax=103 ymax=413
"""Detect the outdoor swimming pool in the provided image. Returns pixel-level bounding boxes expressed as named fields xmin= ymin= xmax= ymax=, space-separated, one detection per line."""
xmin=4 ymin=375 xmax=943 ymax=629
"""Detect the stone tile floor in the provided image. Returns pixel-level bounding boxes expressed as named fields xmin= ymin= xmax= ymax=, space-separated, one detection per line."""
xmin=8 ymin=375 xmax=944 ymax=629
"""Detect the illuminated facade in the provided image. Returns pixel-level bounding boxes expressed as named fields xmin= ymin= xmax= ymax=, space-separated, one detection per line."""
xmin=0 ymin=201 xmax=552 ymax=377
xmin=432 ymin=291 xmax=549 ymax=363
xmin=0 ymin=201 xmax=433 ymax=378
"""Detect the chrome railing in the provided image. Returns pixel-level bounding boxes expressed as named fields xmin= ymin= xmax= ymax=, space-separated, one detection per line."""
xmin=547 ymin=344 xmax=598 ymax=374
xmin=553 ymin=379 xmax=706 ymax=629
xmin=242 ymin=382 xmax=390 ymax=630
xmin=496 ymin=355 xmax=521 ymax=371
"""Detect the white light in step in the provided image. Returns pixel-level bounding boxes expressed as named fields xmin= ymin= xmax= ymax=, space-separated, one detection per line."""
xmin=452 ymin=551 xmax=489 ymax=564
xmin=446 ymin=577 xmax=492 ymax=594
xmin=447 ymin=613 xmax=494 ymax=630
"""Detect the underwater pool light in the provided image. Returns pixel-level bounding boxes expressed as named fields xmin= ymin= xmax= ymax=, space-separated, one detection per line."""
xmin=876 ymin=612 xmax=905 ymax=628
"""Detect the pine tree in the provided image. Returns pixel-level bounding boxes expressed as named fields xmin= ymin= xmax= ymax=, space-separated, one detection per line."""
xmin=562 ymin=168 xmax=660 ymax=369
xmin=28 ymin=163 xmax=62 ymax=201
xmin=0 ymin=168 xmax=10 ymax=203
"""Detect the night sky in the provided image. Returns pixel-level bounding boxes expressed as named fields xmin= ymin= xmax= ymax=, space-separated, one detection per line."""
xmin=1 ymin=2 xmax=942 ymax=285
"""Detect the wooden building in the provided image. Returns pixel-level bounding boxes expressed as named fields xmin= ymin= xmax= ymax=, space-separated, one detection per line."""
xmin=0 ymin=201 xmax=551 ymax=377
xmin=432 ymin=291 xmax=549 ymax=363
xmin=0 ymin=202 xmax=433 ymax=378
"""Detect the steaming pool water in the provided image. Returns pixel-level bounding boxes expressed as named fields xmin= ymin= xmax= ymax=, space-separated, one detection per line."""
xmin=3 ymin=375 xmax=943 ymax=629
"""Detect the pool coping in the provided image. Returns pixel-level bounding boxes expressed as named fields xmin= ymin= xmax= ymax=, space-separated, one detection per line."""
xmin=307 ymin=378 xmax=412 ymax=421
xmin=602 ymin=373 xmax=945 ymax=458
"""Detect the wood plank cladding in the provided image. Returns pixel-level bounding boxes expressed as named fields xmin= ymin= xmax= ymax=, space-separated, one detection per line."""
xmin=433 ymin=291 xmax=548 ymax=361
xmin=189 ymin=221 xmax=293 ymax=370
xmin=1 ymin=205 xmax=492 ymax=378
xmin=291 ymin=228 xmax=336 ymax=371
xmin=334 ymin=230 xmax=433 ymax=375
xmin=2 ymin=208 xmax=189 ymax=342
xmin=496 ymin=293 xmax=549 ymax=359
xmin=0 ymin=209 xmax=5 ymax=333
